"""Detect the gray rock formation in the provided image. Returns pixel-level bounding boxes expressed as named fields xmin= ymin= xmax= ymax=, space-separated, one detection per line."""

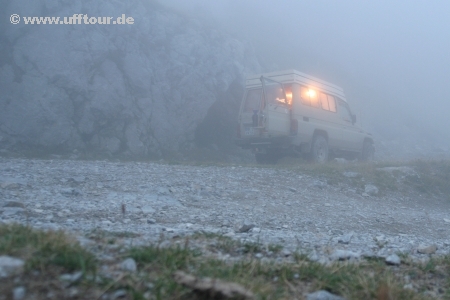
xmin=0 ymin=0 xmax=260 ymax=157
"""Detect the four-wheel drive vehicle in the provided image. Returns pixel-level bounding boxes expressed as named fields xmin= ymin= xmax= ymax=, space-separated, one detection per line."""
xmin=235 ymin=69 xmax=374 ymax=163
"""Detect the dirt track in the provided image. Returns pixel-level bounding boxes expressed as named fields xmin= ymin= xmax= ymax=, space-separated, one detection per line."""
xmin=1 ymin=157 xmax=449 ymax=262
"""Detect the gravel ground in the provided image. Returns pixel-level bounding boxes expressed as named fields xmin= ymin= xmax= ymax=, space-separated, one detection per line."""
xmin=1 ymin=157 xmax=449 ymax=263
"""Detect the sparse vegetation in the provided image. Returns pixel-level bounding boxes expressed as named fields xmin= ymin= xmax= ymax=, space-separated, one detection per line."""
xmin=246 ymin=158 xmax=450 ymax=198
xmin=0 ymin=224 xmax=96 ymax=273
xmin=1 ymin=223 xmax=449 ymax=299
xmin=151 ymin=156 xmax=450 ymax=198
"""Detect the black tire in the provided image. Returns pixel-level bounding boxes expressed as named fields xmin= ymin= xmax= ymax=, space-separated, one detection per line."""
xmin=361 ymin=140 xmax=375 ymax=162
xmin=311 ymin=135 xmax=329 ymax=163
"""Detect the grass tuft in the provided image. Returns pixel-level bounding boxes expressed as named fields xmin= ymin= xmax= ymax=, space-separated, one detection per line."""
xmin=0 ymin=223 xmax=96 ymax=273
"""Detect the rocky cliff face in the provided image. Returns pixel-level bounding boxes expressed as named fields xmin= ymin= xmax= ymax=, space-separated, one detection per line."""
xmin=0 ymin=0 xmax=260 ymax=158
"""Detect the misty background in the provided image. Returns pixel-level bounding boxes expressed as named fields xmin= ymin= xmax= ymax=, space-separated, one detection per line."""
xmin=165 ymin=0 xmax=450 ymax=158
xmin=1 ymin=0 xmax=449 ymax=161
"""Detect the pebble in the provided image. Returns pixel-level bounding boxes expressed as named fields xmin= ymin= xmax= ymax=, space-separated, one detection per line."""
xmin=60 ymin=188 xmax=82 ymax=196
xmin=1 ymin=207 xmax=25 ymax=216
xmin=120 ymin=258 xmax=137 ymax=272
xmin=417 ymin=244 xmax=437 ymax=254
xmin=0 ymin=158 xmax=448 ymax=268
xmin=238 ymin=220 xmax=255 ymax=233
xmin=364 ymin=184 xmax=379 ymax=196
xmin=343 ymin=172 xmax=359 ymax=178
xmin=385 ymin=254 xmax=401 ymax=265
xmin=60 ymin=271 xmax=83 ymax=287
xmin=0 ymin=256 xmax=25 ymax=278
xmin=12 ymin=286 xmax=26 ymax=300
xmin=141 ymin=206 xmax=156 ymax=214
xmin=109 ymin=289 xmax=128 ymax=300
xmin=338 ymin=232 xmax=353 ymax=244
xmin=330 ymin=250 xmax=360 ymax=261
xmin=252 ymin=227 xmax=261 ymax=233
xmin=307 ymin=290 xmax=346 ymax=300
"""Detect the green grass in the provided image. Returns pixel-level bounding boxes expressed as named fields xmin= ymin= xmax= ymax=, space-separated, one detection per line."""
xmin=0 ymin=223 xmax=96 ymax=273
xmin=0 ymin=224 xmax=448 ymax=299
xmin=124 ymin=242 xmax=435 ymax=300
xmin=267 ymin=159 xmax=450 ymax=198
xmin=86 ymin=228 xmax=141 ymax=245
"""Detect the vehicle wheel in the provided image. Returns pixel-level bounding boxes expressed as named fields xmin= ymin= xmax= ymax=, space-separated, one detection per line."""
xmin=361 ymin=140 xmax=375 ymax=162
xmin=311 ymin=135 xmax=329 ymax=163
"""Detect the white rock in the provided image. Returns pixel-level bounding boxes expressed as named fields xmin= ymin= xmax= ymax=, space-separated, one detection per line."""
xmin=110 ymin=289 xmax=128 ymax=300
xmin=13 ymin=286 xmax=26 ymax=300
xmin=224 ymin=231 xmax=235 ymax=237
xmin=330 ymin=250 xmax=360 ymax=261
xmin=338 ymin=232 xmax=353 ymax=244
xmin=60 ymin=271 xmax=83 ymax=284
xmin=343 ymin=172 xmax=359 ymax=178
xmin=403 ymin=283 xmax=414 ymax=290
xmin=0 ymin=256 xmax=25 ymax=278
xmin=141 ymin=205 xmax=155 ymax=214
xmin=364 ymin=184 xmax=379 ymax=196
xmin=120 ymin=258 xmax=137 ymax=272
xmin=238 ymin=220 xmax=255 ymax=233
xmin=385 ymin=254 xmax=401 ymax=265
xmin=417 ymin=244 xmax=437 ymax=254
xmin=251 ymin=227 xmax=261 ymax=233
xmin=307 ymin=290 xmax=346 ymax=300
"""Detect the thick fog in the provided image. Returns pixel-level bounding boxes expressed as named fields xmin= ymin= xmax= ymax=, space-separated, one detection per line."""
xmin=165 ymin=0 xmax=450 ymax=154
xmin=1 ymin=0 xmax=449 ymax=159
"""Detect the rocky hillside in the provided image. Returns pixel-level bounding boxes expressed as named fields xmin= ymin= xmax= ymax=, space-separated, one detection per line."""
xmin=0 ymin=0 xmax=260 ymax=158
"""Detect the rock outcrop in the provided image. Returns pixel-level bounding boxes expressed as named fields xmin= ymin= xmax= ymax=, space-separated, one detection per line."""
xmin=0 ymin=0 xmax=260 ymax=157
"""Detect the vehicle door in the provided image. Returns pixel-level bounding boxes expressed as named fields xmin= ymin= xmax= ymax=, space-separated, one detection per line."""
xmin=261 ymin=76 xmax=290 ymax=136
xmin=336 ymin=99 xmax=362 ymax=151
xmin=239 ymin=87 xmax=263 ymax=137
xmin=317 ymin=92 xmax=341 ymax=149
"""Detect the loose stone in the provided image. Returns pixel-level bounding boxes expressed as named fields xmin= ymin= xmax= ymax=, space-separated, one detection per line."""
xmin=385 ymin=254 xmax=401 ymax=265
xmin=120 ymin=258 xmax=137 ymax=272
xmin=307 ymin=290 xmax=346 ymax=300
xmin=0 ymin=256 xmax=25 ymax=278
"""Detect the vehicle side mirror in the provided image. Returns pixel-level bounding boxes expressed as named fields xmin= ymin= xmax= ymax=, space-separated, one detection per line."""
xmin=351 ymin=114 xmax=356 ymax=124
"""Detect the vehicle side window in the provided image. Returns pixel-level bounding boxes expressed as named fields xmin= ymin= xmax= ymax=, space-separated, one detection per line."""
xmin=266 ymin=84 xmax=289 ymax=106
xmin=319 ymin=93 xmax=337 ymax=112
xmin=328 ymin=95 xmax=337 ymax=112
xmin=319 ymin=93 xmax=328 ymax=110
xmin=337 ymin=99 xmax=352 ymax=122
xmin=244 ymin=88 xmax=262 ymax=112
xmin=300 ymin=86 xmax=320 ymax=108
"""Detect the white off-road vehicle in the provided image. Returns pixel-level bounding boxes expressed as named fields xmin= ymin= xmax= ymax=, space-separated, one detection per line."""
xmin=235 ymin=69 xmax=374 ymax=163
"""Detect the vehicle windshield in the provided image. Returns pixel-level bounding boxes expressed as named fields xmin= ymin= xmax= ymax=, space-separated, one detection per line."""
xmin=260 ymin=77 xmax=288 ymax=105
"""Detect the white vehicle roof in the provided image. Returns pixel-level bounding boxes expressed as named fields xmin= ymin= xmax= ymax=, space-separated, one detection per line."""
xmin=245 ymin=69 xmax=347 ymax=102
